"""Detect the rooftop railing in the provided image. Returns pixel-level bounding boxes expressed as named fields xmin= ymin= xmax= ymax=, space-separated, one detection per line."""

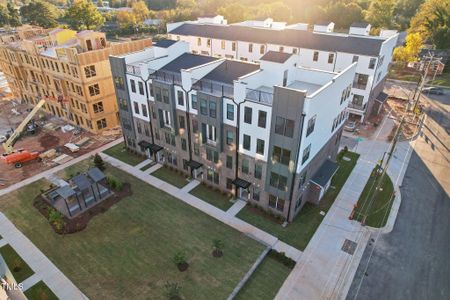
xmin=246 ymin=88 xmax=273 ymax=105
xmin=193 ymin=79 xmax=234 ymax=98
xmin=151 ymin=70 xmax=182 ymax=85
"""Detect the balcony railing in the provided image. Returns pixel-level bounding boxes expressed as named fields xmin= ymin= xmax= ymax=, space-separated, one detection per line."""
xmin=193 ymin=79 xmax=233 ymax=98
xmin=151 ymin=70 xmax=181 ymax=85
xmin=246 ymin=88 xmax=273 ymax=105
xmin=347 ymin=102 xmax=366 ymax=111
xmin=126 ymin=65 xmax=141 ymax=76
xmin=352 ymin=82 xmax=368 ymax=90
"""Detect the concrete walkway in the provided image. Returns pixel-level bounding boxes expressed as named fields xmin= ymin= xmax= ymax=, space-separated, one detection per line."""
xmin=226 ymin=199 xmax=247 ymax=217
xmin=134 ymin=158 xmax=152 ymax=170
xmin=0 ymin=137 xmax=124 ymax=197
xmin=101 ymin=153 xmax=303 ymax=262
xmin=144 ymin=163 xmax=161 ymax=174
xmin=180 ymin=179 xmax=200 ymax=193
xmin=0 ymin=213 xmax=88 ymax=299
xmin=275 ymin=123 xmax=415 ymax=299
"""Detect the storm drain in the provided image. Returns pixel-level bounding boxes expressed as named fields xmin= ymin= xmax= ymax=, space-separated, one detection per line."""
xmin=342 ymin=239 xmax=357 ymax=255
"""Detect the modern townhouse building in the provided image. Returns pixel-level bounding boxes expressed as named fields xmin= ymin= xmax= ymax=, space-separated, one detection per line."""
xmin=166 ymin=17 xmax=398 ymax=122
xmin=110 ymin=40 xmax=356 ymax=221
xmin=0 ymin=26 xmax=151 ymax=133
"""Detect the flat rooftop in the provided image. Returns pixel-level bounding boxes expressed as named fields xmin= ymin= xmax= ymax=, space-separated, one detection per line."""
xmin=160 ymin=53 xmax=218 ymax=73
xmin=288 ymin=81 xmax=322 ymax=96
xmin=203 ymin=60 xmax=259 ymax=84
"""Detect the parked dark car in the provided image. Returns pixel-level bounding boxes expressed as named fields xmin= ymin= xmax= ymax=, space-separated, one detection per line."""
xmin=422 ymin=87 xmax=444 ymax=95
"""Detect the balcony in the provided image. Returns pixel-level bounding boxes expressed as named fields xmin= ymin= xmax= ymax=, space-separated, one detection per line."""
xmin=347 ymin=102 xmax=366 ymax=111
xmin=246 ymin=88 xmax=273 ymax=105
xmin=193 ymin=79 xmax=233 ymax=98
xmin=151 ymin=70 xmax=181 ymax=85
xmin=126 ymin=64 xmax=141 ymax=76
xmin=352 ymin=82 xmax=368 ymax=90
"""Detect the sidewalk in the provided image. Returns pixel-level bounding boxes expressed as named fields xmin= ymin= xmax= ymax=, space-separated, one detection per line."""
xmin=275 ymin=135 xmax=414 ymax=299
xmin=0 ymin=213 xmax=88 ymax=300
xmin=100 ymin=153 xmax=304 ymax=262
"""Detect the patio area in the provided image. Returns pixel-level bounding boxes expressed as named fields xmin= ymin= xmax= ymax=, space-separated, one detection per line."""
xmin=43 ymin=168 xmax=112 ymax=218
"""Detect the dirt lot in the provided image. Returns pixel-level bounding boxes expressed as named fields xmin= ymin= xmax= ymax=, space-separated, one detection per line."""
xmin=0 ymin=99 xmax=119 ymax=189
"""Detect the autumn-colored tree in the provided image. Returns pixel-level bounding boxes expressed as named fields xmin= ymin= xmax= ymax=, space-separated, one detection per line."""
xmin=132 ymin=0 xmax=151 ymax=23
xmin=65 ymin=0 xmax=105 ymax=30
xmin=217 ymin=3 xmax=250 ymax=23
xmin=319 ymin=1 xmax=364 ymax=29
xmin=7 ymin=2 xmax=21 ymax=26
xmin=20 ymin=0 xmax=59 ymax=28
xmin=424 ymin=6 xmax=450 ymax=49
xmin=117 ymin=10 xmax=136 ymax=28
xmin=393 ymin=33 xmax=423 ymax=63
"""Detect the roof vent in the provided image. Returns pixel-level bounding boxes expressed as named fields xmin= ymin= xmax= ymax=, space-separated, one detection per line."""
xmin=313 ymin=22 xmax=334 ymax=33
xmin=349 ymin=22 xmax=371 ymax=36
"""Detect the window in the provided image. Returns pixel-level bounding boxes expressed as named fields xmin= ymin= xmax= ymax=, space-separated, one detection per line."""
xmin=253 ymin=187 xmax=260 ymax=201
xmin=192 ymin=119 xmax=199 ymax=133
xmin=130 ymin=79 xmax=136 ymax=93
xmin=279 ymin=46 xmax=284 ymax=53
xmin=119 ymin=98 xmax=128 ymax=111
xmin=88 ymin=84 xmax=100 ymax=96
xmin=181 ymin=138 xmax=187 ymax=151
xmin=178 ymin=115 xmax=185 ymax=129
xmin=270 ymin=173 xmax=288 ymax=191
xmin=254 ymin=163 xmax=262 ymax=179
xmin=258 ymin=110 xmax=266 ymax=128
xmin=232 ymin=42 xmax=236 ymax=51
xmin=272 ymin=146 xmax=291 ymax=166
xmin=96 ymin=118 xmax=107 ymax=129
xmin=203 ymin=124 xmax=216 ymax=144
xmin=242 ymin=159 xmax=249 ymax=174
xmin=200 ymin=99 xmax=207 ymax=115
xmin=302 ymin=144 xmax=311 ymax=164
xmin=149 ymin=83 xmax=154 ymax=97
xmin=298 ymin=171 xmax=307 ymax=188
xmin=163 ymin=110 xmax=171 ymax=127
xmin=191 ymin=94 xmax=198 ymax=109
xmin=206 ymin=169 xmax=219 ymax=184
xmin=226 ymin=103 xmax=234 ymax=121
xmin=306 ymin=115 xmax=316 ymax=137
xmin=138 ymin=81 xmax=144 ymax=95
xmin=162 ymin=89 xmax=169 ymax=103
xmin=197 ymin=38 xmax=201 ymax=46
xmin=274 ymin=116 xmax=295 ymax=138
xmin=226 ymin=178 xmax=233 ymax=190
xmin=328 ymin=53 xmax=334 ymax=64
xmin=209 ymin=101 xmax=216 ymax=118
xmin=353 ymin=73 xmax=369 ymax=90
xmin=260 ymin=45 xmax=265 ymax=54
xmin=243 ymin=134 xmax=251 ymax=151
xmin=221 ymin=40 xmax=225 ymax=49
xmin=155 ymin=87 xmax=162 ymax=101
xmin=352 ymin=94 xmax=364 ymax=107
xmin=352 ymin=55 xmax=359 ymax=63
xmin=133 ymin=102 xmax=140 ymax=114
xmin=226 ymin=130 xmax=234 ymax=145
xmin=207 ymin=39 xmax=211 ymax=47
xmin=93 ymin=102 xmax=103 ymax=113
xmin=136 ymin=122 xmax=142 ymax=134
xmin=84 ymin=65 xmax=96 ymax=78
xmin=293 ymin=48 xmax=298 ymax=54
xmin=177 ymin=90 xmax=184 ymax=106
xmin=269 ymin=195 xmax=285 ymax=211
xmin=226 ymin=155 xmax=233 ymax=169
xmin=206 ymin=148 xmax=219 ymax=163
xmin=244 ymin=107 xmax=252 ymax=124
xmin=194 ymin=143 xmax=200 ymax=156
xmin=313 ymin=51 xmax=319 ymax=62
xmin=248 ymin=43 xmax=253 ymax=53
xmin=369 ymin=58 xmax=376 ymax=69
xmin=256 ymin=139 xmax=265 ymax=155
xmin=141 ymin=104 xmax=148 ymax=117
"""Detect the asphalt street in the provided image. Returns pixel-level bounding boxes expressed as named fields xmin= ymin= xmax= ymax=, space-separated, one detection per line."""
xmin=347 ymin=83 xmax=450 ymax=300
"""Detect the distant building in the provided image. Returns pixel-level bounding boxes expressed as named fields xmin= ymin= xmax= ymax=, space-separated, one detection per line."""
xmin=0 ymin=26 xmax=151 ymax=133
xmin=407 ymin=49 xmax=448 ymax=76
xmin=167 ymin=16 xmax=399 ymax=122
xmin=110 ymin=40 xmax=356 ymax=221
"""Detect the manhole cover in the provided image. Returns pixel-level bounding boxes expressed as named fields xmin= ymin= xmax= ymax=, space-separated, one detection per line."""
xmin=342 ymin=239 xmax=357 ymax=255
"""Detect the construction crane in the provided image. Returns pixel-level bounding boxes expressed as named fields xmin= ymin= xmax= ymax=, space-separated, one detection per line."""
xmin=1 ymin=99 xmax=46 ymax=168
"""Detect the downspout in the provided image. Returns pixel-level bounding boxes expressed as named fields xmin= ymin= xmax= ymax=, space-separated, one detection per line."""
xmin=286 ymin=112 xmax=306 ymax=223
xmin=181 ymin=87 xmax=194 ymax=170
xmin=231 ymin=98 xmax=248 ymax=198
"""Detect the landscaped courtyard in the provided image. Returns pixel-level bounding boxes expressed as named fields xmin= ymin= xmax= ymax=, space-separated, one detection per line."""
xmin=0 ymin=163 xmax=266 ymax=299
xmin=150 ymin=165 xmax=189 ymax=188
xmin=237 ymin=151 xmax=360 ymax=250
xmin=189 ymin=183 xmax=234 ymax=211
xmin=102 ymin=142 xmax=146 ymax=166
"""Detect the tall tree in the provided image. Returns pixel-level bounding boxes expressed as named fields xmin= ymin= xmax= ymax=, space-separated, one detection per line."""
xmin=424 ymin=6 xmax=450 ymax=49
xmin=132 ymin=0 xmax=150 ymax=23
xmin=217 ymin=3 xmax=250 ymax=23
xmin=395 ymin=0 xmax=425 ymax=29
xmin=7 ymin=2 xmax=21 ymax=26
xmin=319 ymin=1 xmax=364 ymax=29
xmin=364 ymin=0 xmax=396 ymax=28
xmin=65 ymin=0 xmax=105 ymax=30
xmin=20 ymin=0 xmax=58 ymax=28
xmin=0 ymin=5 xmax=9 ymax=26
xmin=409 ymin=0 xmax=449 ymax=46
xmin=393 ymin=33 xmax=424 ymax=63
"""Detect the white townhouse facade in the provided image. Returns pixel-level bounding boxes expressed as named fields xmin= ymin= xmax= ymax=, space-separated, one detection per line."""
xmin=110 ymin=40 xmax=356 ymax=222
xmin=167 ymin=17 xmax=399 ymax=122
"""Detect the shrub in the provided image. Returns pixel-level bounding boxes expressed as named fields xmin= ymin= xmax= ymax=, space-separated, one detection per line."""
xmin=48 ymin=208 xmax=65 ymax=231
xmin=106 ymin=176 xmax=123 ymax=191
xmin=93 ymin=153 xmax=106 ymax=171
xmin=212 ymin=239 xmax=224 ymax=251
xmin=172 ymin=251 xmax=187 ymax=265
xmin=164 ymin=282 xmax=182 ymax=300
xmin=268 ymin=250 xmax=296 ymax=269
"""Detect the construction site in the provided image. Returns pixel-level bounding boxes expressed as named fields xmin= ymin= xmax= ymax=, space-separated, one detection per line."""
xmin=0 ymin=99 xmax=120 ymax=189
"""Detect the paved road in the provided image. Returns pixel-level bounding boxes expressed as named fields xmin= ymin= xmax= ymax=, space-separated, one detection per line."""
xmin=347 ymin=85 xmax=450 ymax=300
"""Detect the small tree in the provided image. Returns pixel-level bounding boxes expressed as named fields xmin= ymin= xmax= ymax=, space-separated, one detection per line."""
xmin=173 ymin=251 xmax=188 ymax=271
xmin=212 ymin=239 xmax=224 ymax=257
xmin=93 ymin=153 xmax=106 ymax=171
xmin=164 ymin=282 xmax=182 ymax=300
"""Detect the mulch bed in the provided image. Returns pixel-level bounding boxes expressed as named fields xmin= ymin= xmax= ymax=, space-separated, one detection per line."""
xmin=212 ymin=249 xmax=223 ymax=258
xmin=177 ymin=262 xmax=189 ymax=272
xmin=33 ymin=183 xmax=132 ymax=235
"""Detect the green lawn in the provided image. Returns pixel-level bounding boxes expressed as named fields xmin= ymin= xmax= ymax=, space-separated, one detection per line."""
xmin=0 ymin=244 xmax=34 ymax=283
xmin=0 ymin=166 xmax=264 ymax=299
xmin=354 ymin=167 xmax=395 ymax=228
xmin=151 ymin=166 xmax=189 ymax=188
xmin=102 ymin=142 xmax=146 ymax=166
xmin=24 ymin=281 xmax=58 ymax=300
xmin=428 ymin=72 xmax=450 ymax=87
xmin=189 ymin=184 xmax=234 ymax=211
xmin=235 ymin=253 xmax=293 ymax=300
xmin=237 ymin=151 xmax=360 ymax=250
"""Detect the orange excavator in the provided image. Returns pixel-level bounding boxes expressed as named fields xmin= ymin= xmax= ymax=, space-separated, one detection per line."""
xmin=1 ymin=99 xmax=46 ymax=168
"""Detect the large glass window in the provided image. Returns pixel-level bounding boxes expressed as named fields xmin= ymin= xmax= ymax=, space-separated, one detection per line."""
xmin=244 ymin=107 xmax=252 ymax=124
xmin=306 ymin=115 xmax=316 ymax=137
xmin=274 ymin=116 xmax=295 ymax=138
xmin=191 ymin=94 xmax=198 ymax=109
xmin=200 ymin=99 xmax=207 ymax=115
xmin=242 ymin=159 xmax=249 ymax=174
xmin=302 ymin=144 xmax=311 ymax=164
xmin=209 ymin=101 xmax=216 ymax=118
xmin=177 ymin=90 xmax=184 ymax=106
xmin=254 ymin=163 xmax=262 ymax=179
xmin=258 ymin=110 xmax=267 ymax=128
xmin=256 ymin=139 xmax=265 ymax=155
xmin=226 ymin=103 xmax=234 ymax=121
xmin=243 ymin=134 xmax=251 ymax=150
xmin=226 ymin=130 xmax=234 ymax=145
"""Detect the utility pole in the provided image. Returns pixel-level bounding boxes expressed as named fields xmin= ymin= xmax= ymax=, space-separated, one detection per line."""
xmin=412 ymin=53 xmax=440 ymax=113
